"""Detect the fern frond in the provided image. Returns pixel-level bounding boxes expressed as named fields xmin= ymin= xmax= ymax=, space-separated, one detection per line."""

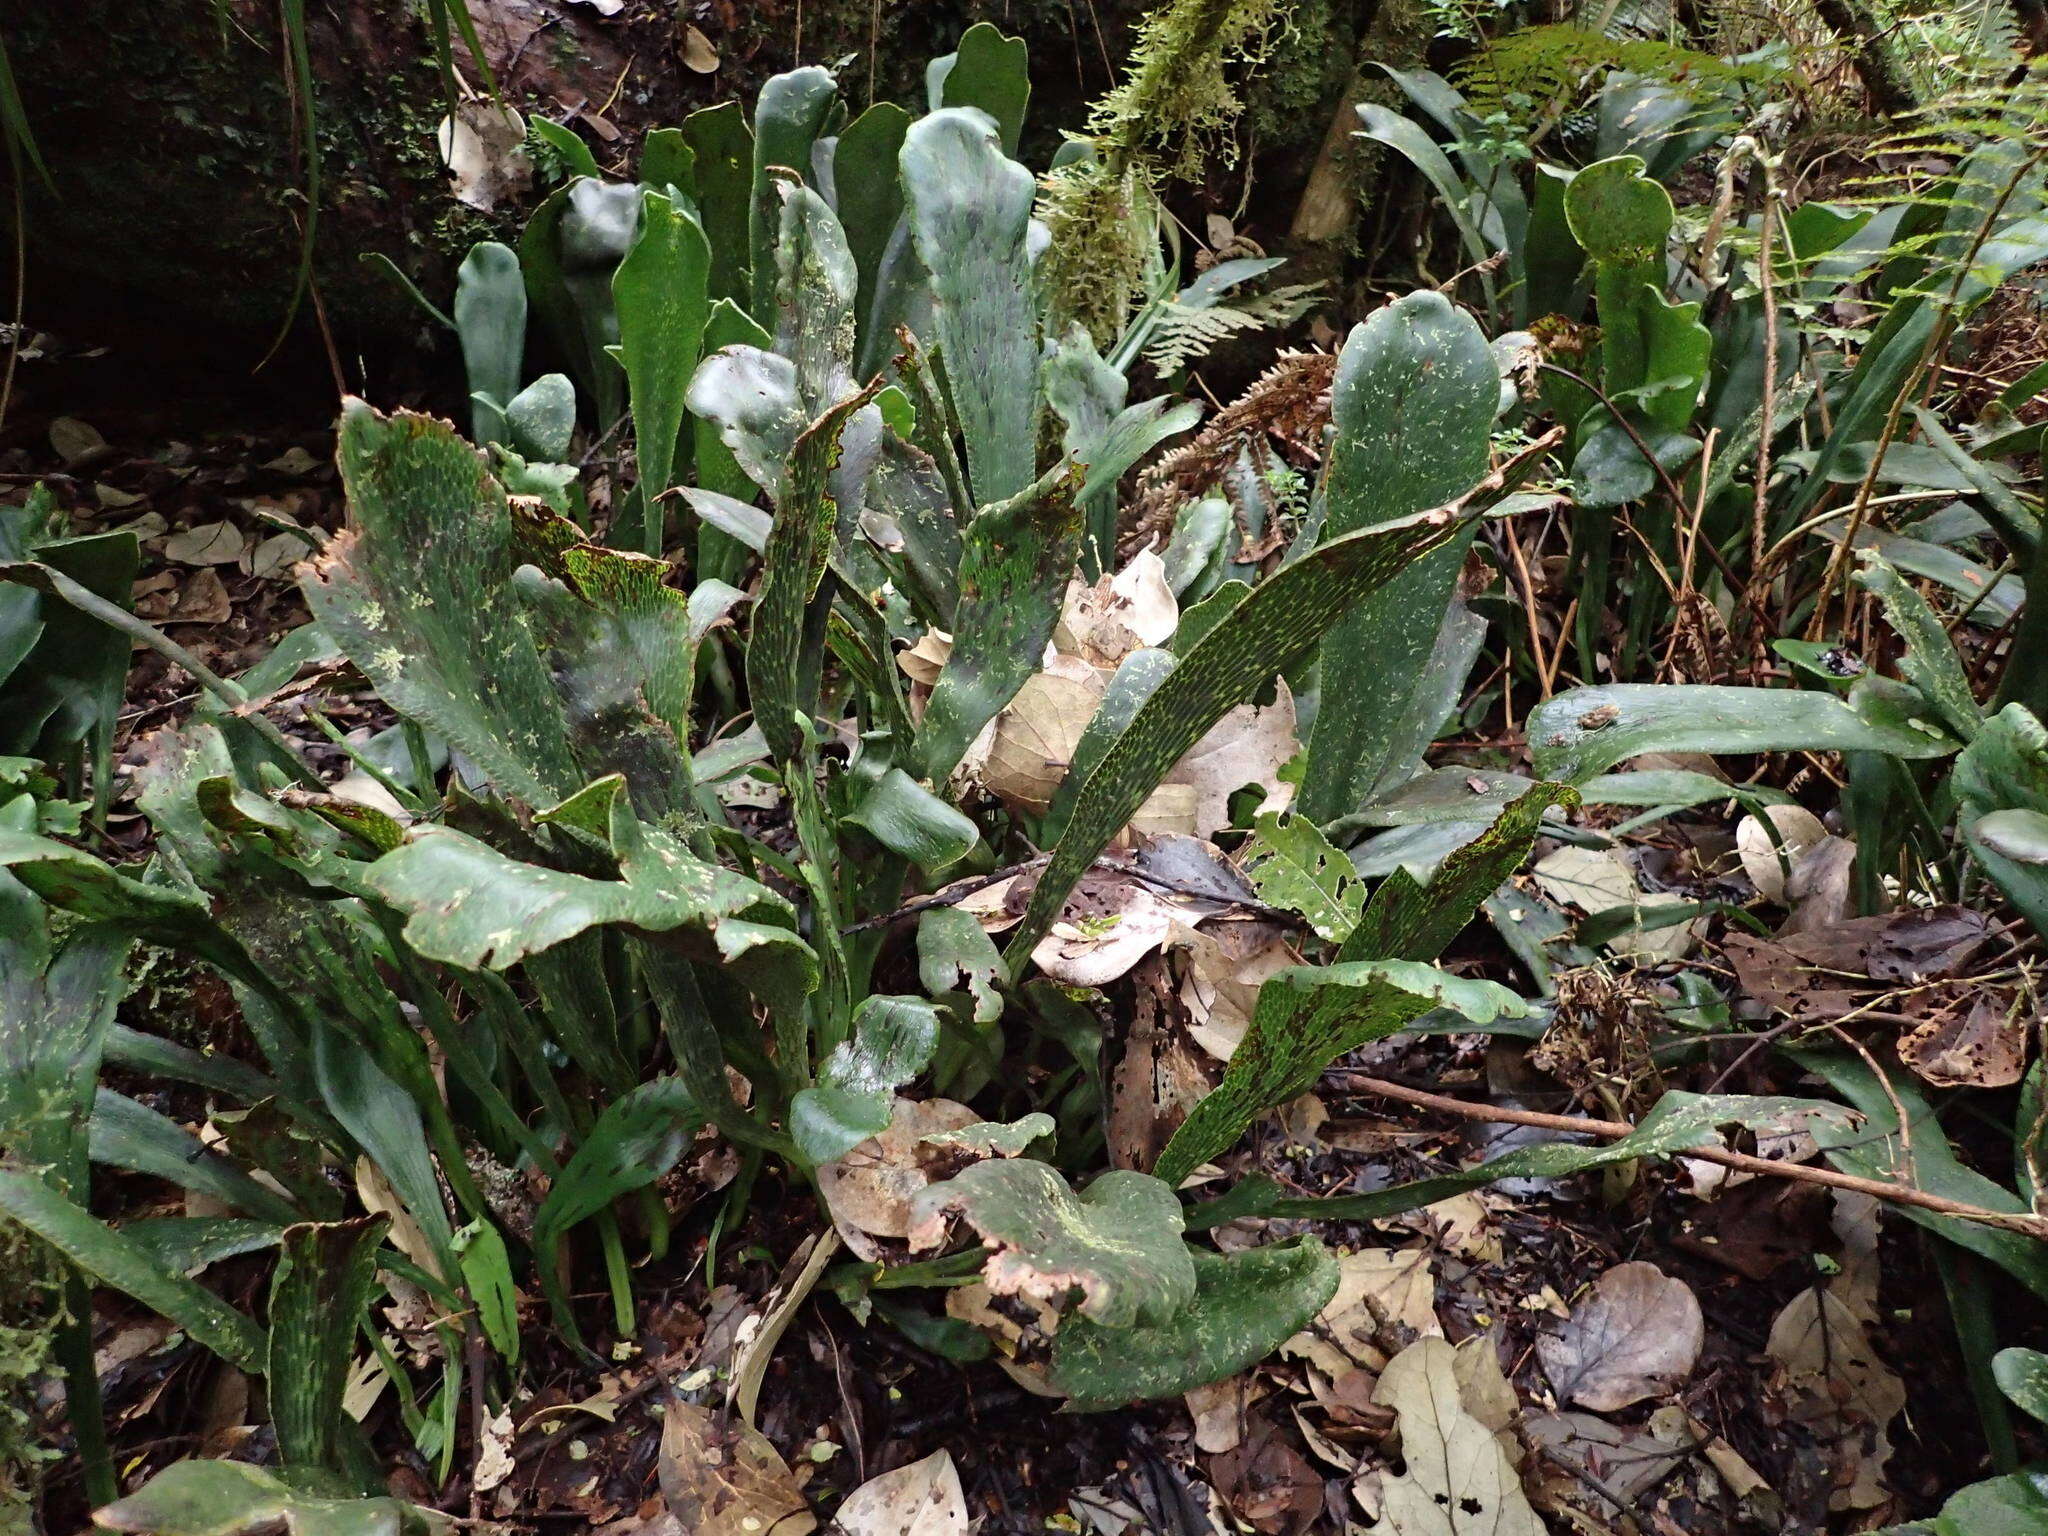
xmin=1452 ymin=25 xmax=1779 ymax=121
xmin=1142 ymin=282 xmax=1322 ymax=373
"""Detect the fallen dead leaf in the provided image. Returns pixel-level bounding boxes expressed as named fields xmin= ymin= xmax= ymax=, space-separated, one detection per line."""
xmin=474 ymin=1408 xmax=515 ymax=1493
xmin=161 ymin=520 xmax=247 ymax=566
xmin=1157 ymin=685 xmax=1298 ymax=840
xmin=1284 ymin=1247 xmax=1439 ymax=1382
xmin=1186 ymin=1376 xmax=1255 ymax=1454
xmin=1055 ymin=546 xmax=1179 ymax=668
xmin=817 ymin=1097 xmax=980 ymax=1259
xmin=1898 ymin=991 xmax=2029 ymax=1087
xmin=1368 ymin=1337 xmax=1545 ymax=1536
xmin=1736 ymin=805 xmax=1828 ymax=905
xmin=679 ymin=22 xmax=720 ymax=71
xmin=657 ymin=1401 xmax=816 ymax=1536
xmin=1031 ymin=875 xmax=1202 ymax=987
xmin=1767 ymin=1286 xmax=1904 ymax=1512
xmin=438 ymin=101 xmax=531 ymax=212
xmin=834 ymin=1450 xmax=965 ymax=1536
xmin=983 ymin=654 xmax=1102 ymax=815
xmin=1532 ymin=844 xmax=1697 ymax=960
xmin=1536 ymin=1260 xmax=1702 ymax=1412
xmin=1525 ymin=1410 xmax=1689 ymax=1515
xmin=50 ymin=416 xmax=107 ymax=465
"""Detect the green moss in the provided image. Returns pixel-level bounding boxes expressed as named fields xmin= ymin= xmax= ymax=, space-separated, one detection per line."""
xmin=0 ymin=1226 xmax=58 ymax=1534
xmin=1243 ymin=0 xmax=1353 ymax=151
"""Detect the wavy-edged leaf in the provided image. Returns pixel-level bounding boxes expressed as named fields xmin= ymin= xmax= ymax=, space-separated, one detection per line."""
xmin=932 ymin=21 xmax=1031 ymax=155
xmin=917 ymin=905 xmax=1004 ymax=1025
xmin=364 ymin=776 xmax=809 ymax=987
xmin=1052 ymin=1237 xmax=1339 ymax=1411
xmin=0 ymin=1170 xmax=264 ymax=1371
xmin=1004 ymin=513 xmax=1461 ymax=969
xmin=1529 ymin=679 xmax=1959 ymax=783
xmin=790 ymin=996 xmax=943 ymax=1165
xmin=919 ymin=465 xmax=1083 ymax=781
xmin=614 ymin=192 xmax=711 ymax=547
xmin=304 ymin=401 xmax=579 ymax=805
xmin=909 ymin=1161 xmax=1193 ymax=1328
xmin=901 ymin=108 xmax=1039 ymax=505
xmin=1301 ymin=293 xmax=1498 ymax=822
xmin=1155 ymin=962 xmax=1526 ymax=1187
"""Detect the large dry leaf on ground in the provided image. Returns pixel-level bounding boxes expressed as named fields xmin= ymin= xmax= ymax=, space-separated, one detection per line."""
xmin=1531 ymin=844 xmax=1697 ymax=960
xmin=1536 ymin=1261 xmax=1702 ymax=1412
xmin=1156 ymin=685 xmax=1299 ymax=839
xmin=1766 ymin=1287 xmax=1904 ymax=1512
xmin=1726 ymin=904 xmax=1993 ymax=1022
xmin=1055 ymin=546 xmax=1179 ymax=666
xmin=1174 ymin=921 xmax=1296 ymax=1061
xmin=834 ymin=1449 xmax=967 ymax=1536
xmin=1285 ymin=1248 xmax=1440 ymax=1380
xmin=817 ymin=1097 xmax=980 ymax=1259
xmin=658 ymin=1401 xmax=815 ymax=1536
xmin=1735 ymin=805 xmax=1829 ymax=905
xmin=1368 ymin=1337 xmax=1545 ymax=1536
xmin=983 ymin=654 xmax=1104 ymax=814
xmin=1898 ymin=991 xmax=2029 ymax=1087
xmin=1029 ymin=871 xmax=1203 ymax=986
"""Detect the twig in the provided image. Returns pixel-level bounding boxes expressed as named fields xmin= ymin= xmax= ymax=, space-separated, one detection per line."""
xmin=1333 ymin=1072 xmax=2048 ymax=1238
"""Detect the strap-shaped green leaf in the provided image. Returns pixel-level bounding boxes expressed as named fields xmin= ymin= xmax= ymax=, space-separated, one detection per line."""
xmin=1003 ymin=512 xmax=1461 ymax=970
xmin=748 ymin=67 xmax=838 ymax=320
xmin=901 ymin=108 xmax=1039 ymax=506
xmin=613 ymin=191 xmax=710 ymax=549
xmin=931 ymin=21 xmax=1031 ymax=156
xmin=748 ymin=383 xmax=885 ymax=763
xmin=268 ymin=1217 xmax=387 ymax=1489
xmin=1153 ymin=962 xmax=1527 ymax=1187
xmin=681 ymin=101 xmax=752 ymax=308
xmin=1299 ymin=292 xmax=1497 ymax=823
xmin=919 ymin=464 xmax=1083 ymax=782
xmin=453 ymin=242 xmax=527 ymax=448
xmin=1528 ymin=678 xmax=1960 ymax=783
xmin=1854 ymin=549 xmax=1983 ymax=742
xmin=0 ymin=1170 xmax=265 ymax=1373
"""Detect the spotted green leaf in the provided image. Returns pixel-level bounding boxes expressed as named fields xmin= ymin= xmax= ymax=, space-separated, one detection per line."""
xmin=269 ymin=1217 xmax=386 ymax=1489
xmin=749 ymin=67 xmax=838 ymax=320
xmin=93 ymin=1458 xmax=434 ymax=1536
xmin=901 ymin=108 xmax=1039 ymax=505
xmin=1154 ymin=962 xmax=1526 ymax=1187
xmin=1528 ymin=679 xmax=1960 ymax=783
xmin=1242 ymin=812 xmax=1365 ymax=943
xmin=1300 ymin=292 xmax=1498 ymax=823
xmin=1855 ymin=549 xmax=1983 ymax=742
xmin=1053 ymin=1238 xmax=1339 ymax=1410
xmin=790 ymin=995 xmax=943 ymax=1165
xmin=910 ymin=1162 xmax=1193 ymax=1329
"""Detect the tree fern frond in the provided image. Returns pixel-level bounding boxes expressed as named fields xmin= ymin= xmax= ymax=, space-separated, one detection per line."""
xmin=1451 ymin=25 xmax=1779 ymax=122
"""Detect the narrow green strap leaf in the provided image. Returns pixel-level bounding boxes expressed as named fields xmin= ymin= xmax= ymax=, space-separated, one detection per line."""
xmin=1003 ymin=513 xmax=1460 ymax=971
xmin=749 ymin=67 xmax=839 ymax=320
xmin=269 ymin=1217 xmax=388 ymax=1487
xmin=614 ymin=192 xmax=711 ymax=549
xmin=1853 ymin=549 xmax=1984 ymax=742
xmin=0 ymin=1170 xmax=265 ymax=1373
xmin=933 ymin=22 xmax=1031 ymax=156
xmin=919 ymin=463 xmax=1083 ymax=783
xmin=1300 ymin=292 xmax=1498 ymax=821
xmin=1528 ymin=678 xmax=1960 ymax=783
xmin=1153 ymin=962 xmax=1527 ymax=1187
xmin=748 ymin=380 xmax=885 ymax=762
xmin=88 ymin=1090 xmax=302 ymax=1228
xmin=453 ymin=243 xmax=527 ymax=448
xmin=682 ymin=101 xmax=753 ymax=307
xmin=901 ymin=108 xmax=1040 ymax=506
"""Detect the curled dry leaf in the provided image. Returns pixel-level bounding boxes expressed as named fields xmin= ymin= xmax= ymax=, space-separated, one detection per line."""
xmin=1283 ymin=1247 xmax=1440 ymax=1381
xmin=1536 ymin=1261 xmax=1702 ymax=1412
xmin=1155 ymin=684 xmax=1299 ymax=840
xmin=1029 ymin=872 xmax=1201 ymax=987
xmin=679 ymin=22 xmax=720 ymax=72
xmin=1766 ymin=1287 xmax=1905 ymax=1511
xmin=1173 ymin=921 xmax=1297 ymax=1061
xmin=1736 ymin=805 xmax=1829 ymax=905
xmin=833 ymin=1449 xmax=967 ymax=1536
xmin=657 ymin=1400 xmax=816 ymax=1536
xmin=1367 ymin=1337 xmax=1545 ymax=1536
xmin=983 ymin=654 xmax=1102 ymax=815
xmin=1055 ymin=546 xmax=1179 ymax=667
xmin=816 ymin=1097 xmax=980 ymax=1261
xmin=436 ymin=102 xmax=531 ymax=212
xmin=1898 ymin=991 xmax=2029 ymax=1087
